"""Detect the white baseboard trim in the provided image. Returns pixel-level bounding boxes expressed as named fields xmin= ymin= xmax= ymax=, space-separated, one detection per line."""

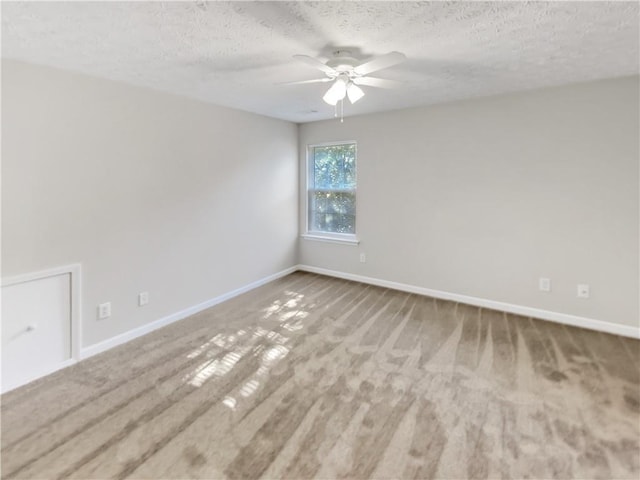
xmin=7 ymin=262 xmax=635 ymax=394
xmin=297 ymin=265 xmax=640 ymax=340
xmin=80 ymin=266 xmax=298 ymax=359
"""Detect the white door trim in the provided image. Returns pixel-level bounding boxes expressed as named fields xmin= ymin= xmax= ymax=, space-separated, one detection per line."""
xmin=2 ymin=263 xmax=82 ymax=365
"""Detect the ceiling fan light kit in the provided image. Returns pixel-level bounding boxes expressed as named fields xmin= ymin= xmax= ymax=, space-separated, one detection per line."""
xmin=346 ymin=83 xmax=365 ymax=104
xmin=289 ymin=49 xmax=406 ymax=121
xmin=322 ymin=76 xmax=365 ymax=106
xmin=322 ymin=77 xmax=348 ymax=105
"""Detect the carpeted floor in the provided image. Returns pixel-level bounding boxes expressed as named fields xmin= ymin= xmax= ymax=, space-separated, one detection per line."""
xmin=1 ymin=272 xmax=639 ymax=479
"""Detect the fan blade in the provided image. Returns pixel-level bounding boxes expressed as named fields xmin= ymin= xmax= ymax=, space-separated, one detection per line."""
xmin=352 ymin=77 xmax=402 ymax=88
xmin=353 ymin=51 xmax=406 ymax=75
xmin=278 ymin=78 xmax=332 ymax=85
xmin=293 ymin=55 xmax=338 ymax=75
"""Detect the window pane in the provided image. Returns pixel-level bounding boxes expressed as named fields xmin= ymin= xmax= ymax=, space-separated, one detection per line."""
xmin=309 ymin=190 xmax=355 ymax=234
xmin=312 ymin=144 xmax=356 ymax=190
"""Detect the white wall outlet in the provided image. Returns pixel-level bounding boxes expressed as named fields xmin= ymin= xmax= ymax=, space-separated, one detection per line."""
xmin=538 ymin=277 xmax=551 ymax=292
xmin=98 ymin=302 xmax=111 ymax=320
xmin=360 ymin=253 xmax=366 ymax=263
xmin=138 ymin=291 xmax=149 ymax=306
xmin=577 ymin=284 xmax=590 ymax=298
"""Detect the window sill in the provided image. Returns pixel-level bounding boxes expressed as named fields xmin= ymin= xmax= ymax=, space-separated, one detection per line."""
xmin=301 ymin=233 xmax=360 ymax=246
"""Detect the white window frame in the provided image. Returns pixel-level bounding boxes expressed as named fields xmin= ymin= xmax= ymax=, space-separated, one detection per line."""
xmin=302 ymin=141 xmax=359 ymax=246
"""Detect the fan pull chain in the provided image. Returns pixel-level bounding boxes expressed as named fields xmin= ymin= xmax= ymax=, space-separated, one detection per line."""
xmin=332 ymin=100 xmax=345 ymax=123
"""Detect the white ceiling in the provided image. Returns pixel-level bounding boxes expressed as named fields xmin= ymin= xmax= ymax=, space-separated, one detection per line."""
xmin=2 ymin=1 xmax=639 ymax=123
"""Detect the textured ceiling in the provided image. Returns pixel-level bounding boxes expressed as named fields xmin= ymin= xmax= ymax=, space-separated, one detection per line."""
xmin=2 ymin=1 xmax=639 ymax=123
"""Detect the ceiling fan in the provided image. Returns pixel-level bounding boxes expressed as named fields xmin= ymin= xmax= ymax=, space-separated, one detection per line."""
xmin=285 ymin=50 xmax=407 ymax=106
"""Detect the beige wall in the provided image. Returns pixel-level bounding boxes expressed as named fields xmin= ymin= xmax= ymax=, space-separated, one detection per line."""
xmin=2 ymin=60 xmax=299 ymax=347
xmin=2 ymin=60 xmax=638 ymax=348
xmin=299 ymin=77 xmax=640 ymax=329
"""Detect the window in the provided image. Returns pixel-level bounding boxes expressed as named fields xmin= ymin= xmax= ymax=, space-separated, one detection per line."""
xmin=306 ymin=142 xmax=357 ymax=243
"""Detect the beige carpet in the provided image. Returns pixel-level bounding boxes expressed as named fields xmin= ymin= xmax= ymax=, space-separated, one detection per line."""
xmin=2 ymin=272 xmax=639 ymax=479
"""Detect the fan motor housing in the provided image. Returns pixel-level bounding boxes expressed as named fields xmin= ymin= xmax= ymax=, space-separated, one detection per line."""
xmin=326 ymin=50 xmax=359 ymax=72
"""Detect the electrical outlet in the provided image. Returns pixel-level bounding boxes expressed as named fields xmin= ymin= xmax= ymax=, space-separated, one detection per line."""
xmin=98 ymin=302 xmax=111 ymax=320
xmin=138 ymin=292 xmax=149 ymax=306
xmin=360 ymin=253 xmax=366 ymax=263
xmin=539 ymin=277 xmax=551 ymax=292
xmin=577 ymin=284 xmax=590 ymax=298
